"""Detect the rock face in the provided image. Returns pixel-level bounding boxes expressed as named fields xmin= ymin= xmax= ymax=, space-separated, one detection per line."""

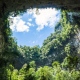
xmin=0 ymin=0 xmax=80 ymax=53
xmin=0 ymin=0 xmax=80 ymax=14
xmin=0 ymin=21 xmax=5 ymax=54
xmin=0 ymin=31 xmax=5 ymax=55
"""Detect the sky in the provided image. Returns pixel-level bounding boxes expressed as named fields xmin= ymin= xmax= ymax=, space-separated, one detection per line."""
xmin=9 ymin=8 xmax=61 ymax=47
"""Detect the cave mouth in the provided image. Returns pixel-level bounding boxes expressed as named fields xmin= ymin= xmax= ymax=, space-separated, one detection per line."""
xmin=8 ymin=8 xmax=61 ymax=47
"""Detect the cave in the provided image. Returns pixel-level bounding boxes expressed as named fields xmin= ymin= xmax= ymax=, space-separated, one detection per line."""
xmin=0 ymin=0 xmax=80 ymax=54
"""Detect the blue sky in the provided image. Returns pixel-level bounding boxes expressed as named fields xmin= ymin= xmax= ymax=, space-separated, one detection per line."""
xmin=9 ymin=8 xmax=60 ymax=47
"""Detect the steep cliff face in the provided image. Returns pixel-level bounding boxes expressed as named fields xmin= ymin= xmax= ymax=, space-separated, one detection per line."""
xmin=0 ymin=33 xmax=4 ymax=53
xmin=0 ymin=19 xmax=5 ymax=54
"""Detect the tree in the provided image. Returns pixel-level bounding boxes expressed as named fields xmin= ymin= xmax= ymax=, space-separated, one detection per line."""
xmin=11 ymin=69 xmax=18 ymax=80
xmin=36 ymin=66 xmax=54 ymax=80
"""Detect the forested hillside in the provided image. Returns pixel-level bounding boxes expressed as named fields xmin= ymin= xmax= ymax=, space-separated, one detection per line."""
xmin=0 ymin=10 xmax=80 ymax=80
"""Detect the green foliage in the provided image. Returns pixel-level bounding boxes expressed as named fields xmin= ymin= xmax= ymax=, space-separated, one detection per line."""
xmin=19 ymin=64 xmax=28 ymax=80
xmin=18 ymin=63 xmax=36 ymax=80
xmin=0 ymin=64 xmax=14 ymax=80
xmin=18 ymin=45 xmax=41 ymax=61
xmin=11 ymin=69 xmax=18 ymax=80
xmin=70 ymin=69 xmax=80 ymax=80
xmin=29 ymin=61 xmax=36 ymax=68
xmin=65 ymin=43 xmax=71 ymax=54
xmin=0 ymin=62 xmax=80 ymax=80
xmin=40 ymin=11 xmax=79 ymax=66
xmin=54 ymin=70 xmax=72 ymax=80
xmin=25 ymin=68 xmax=36 ymax=80
xmin=52 ymin=61 xmax=60 ymax=68
xmin=62 ymin=55 xmax=79 ymax=70
xmin=36 ymin=66 xmax=54 ymax=80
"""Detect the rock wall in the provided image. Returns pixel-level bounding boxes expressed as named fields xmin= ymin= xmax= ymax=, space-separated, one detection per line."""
xmin=0 ymin=0 xmax=80 ymax=14
xmin=0 ymin=28 xmax=4 ymax=55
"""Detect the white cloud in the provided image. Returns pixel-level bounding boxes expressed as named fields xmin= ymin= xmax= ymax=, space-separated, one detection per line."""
xmin=27 ymin=22 xmax=34 ymax=27
xmin=16 ymin=19 xmax=29 ymax=32
xmin=28 ymin=18 xmax=32 ymax=22
xmin=9 ymin=8 xmax=60 ymax=32
xmin=9 ymin=16 xmax=29 ymax=32
xmin=27 ymin=8 xmax=60 ymax=31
